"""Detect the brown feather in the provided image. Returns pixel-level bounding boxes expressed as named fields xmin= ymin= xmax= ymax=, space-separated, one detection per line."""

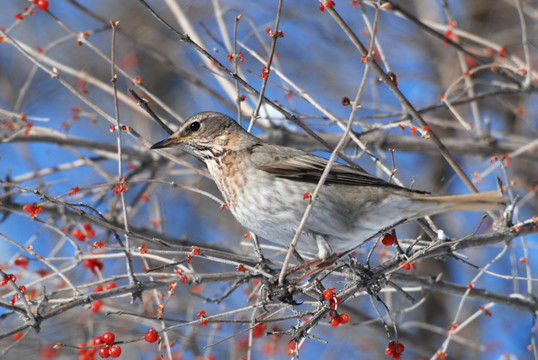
xmin=411 ymin=191 xmax=506 ymax=214
xmin=251 ymin=144 xmax=425 ymax=191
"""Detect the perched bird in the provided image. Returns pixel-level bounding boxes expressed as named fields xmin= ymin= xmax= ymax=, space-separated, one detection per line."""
xmin=151 ymin=112 xmax=505 ymax=259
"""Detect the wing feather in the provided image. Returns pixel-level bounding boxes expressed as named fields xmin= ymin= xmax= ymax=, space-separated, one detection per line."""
xmin=250 ymin=144 xmax=422 ymax=191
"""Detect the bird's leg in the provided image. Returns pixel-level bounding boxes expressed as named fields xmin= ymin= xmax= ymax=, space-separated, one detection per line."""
xmin=315 ymin=234 xmax=333 ymax=260
xmin=249 ymin=232 xmax=264 ymax=262
xmin=284 ymin=234 xmax=332 ymax=274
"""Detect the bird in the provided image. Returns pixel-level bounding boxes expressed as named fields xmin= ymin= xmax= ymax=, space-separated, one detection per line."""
xmin=150 ymin=112 xmax=506 ymax=259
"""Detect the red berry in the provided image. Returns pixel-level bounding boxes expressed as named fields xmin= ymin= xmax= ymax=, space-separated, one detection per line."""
xmin=328 ymin=296 xmax=341 ymax=309
xmin=338 ymin=313 xmax=349 ymax=324
xmin=14 ymin=256 xmax=29 ymax=268
xmin=236 ymin=264 xmax=246 ymax=272
xmin=394 ymin=342 xmax=405 ymax=354
xmin=92 ymin=336 xmax=104 ymax=346
xmin=386 ymin=340 xmax=398 ymax=356
xmin=325 ymin=0 xmax=335 ymax=8
xmin=381 ymin=233 xmax=395 ymax=246
xmin=108 ymin=345 xmax=122 ymax=358
xmin=105 ymin=282 xmax=117 ymax=290
xmin=102 ymin=332 xmax=115 ymax=345
xmin=329 ymin=317 xmax=340 ymax=327
xmin=72 ymin=228 xmax=86 ymax=241
xmin=90 ymin=300 xmax=103 ymax=313
xmin=98 ymin=346 xmax=110 ymax=358
xmin=83 ymin=258 xmax=104 ymax=274
xmin=83 ymin=223 xmax=96 ymax=238
xmin=35 ymin=0 xmax=49 ymax=11
xmin=322 ymin=288 xmax=335 ymax=300
xmin=145 ymin=328 xmax=158 ymax=343
xmin=252 ymin=322 xmax=266 ymax=338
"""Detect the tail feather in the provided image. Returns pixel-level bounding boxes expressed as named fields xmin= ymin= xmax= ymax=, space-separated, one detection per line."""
xmin=412 ymin=191 xmax=506 ymax=216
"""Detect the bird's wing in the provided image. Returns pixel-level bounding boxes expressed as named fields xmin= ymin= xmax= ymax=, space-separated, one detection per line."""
xmin=250 ymin=144 xmax=416 ymax=189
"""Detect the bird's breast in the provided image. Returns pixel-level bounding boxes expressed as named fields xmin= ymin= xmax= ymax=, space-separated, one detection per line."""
xmin=205 ymin=151 xmax=249 ymax=211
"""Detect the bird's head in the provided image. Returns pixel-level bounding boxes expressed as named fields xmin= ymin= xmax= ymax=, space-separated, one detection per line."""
xmin=150 ymin=112 xmax=258 ymax=160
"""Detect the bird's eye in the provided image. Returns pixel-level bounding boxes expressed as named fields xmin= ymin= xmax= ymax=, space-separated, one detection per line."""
xmin=189 ymin=121 xmax=200 ymax=132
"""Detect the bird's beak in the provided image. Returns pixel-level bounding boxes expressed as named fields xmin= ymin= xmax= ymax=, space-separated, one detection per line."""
xmin=150 ymin=136 xmax=180 ymax=150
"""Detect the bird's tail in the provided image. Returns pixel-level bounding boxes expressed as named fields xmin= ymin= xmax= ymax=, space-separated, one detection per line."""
xmin=411 ymin=191 xmax=506 ymax=217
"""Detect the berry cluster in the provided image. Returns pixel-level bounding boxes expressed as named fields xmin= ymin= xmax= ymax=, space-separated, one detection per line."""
xmin=321 ymin=288 xmax=350 ymax=327
xmin=77 ymin=332 xmax=121 ymax=359
xmin=385 ymin=341 xmax=405 ymax=360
